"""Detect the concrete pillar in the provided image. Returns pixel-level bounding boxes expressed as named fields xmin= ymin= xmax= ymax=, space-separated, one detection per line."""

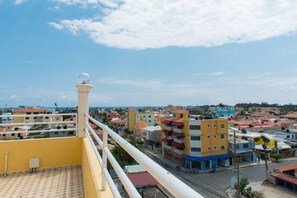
xmin=76 ymin=84 xmax=93 ymax=137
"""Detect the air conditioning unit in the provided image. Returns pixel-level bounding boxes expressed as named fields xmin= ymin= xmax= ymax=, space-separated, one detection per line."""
xmin=29 ymin=158 xmax=40 ymax=173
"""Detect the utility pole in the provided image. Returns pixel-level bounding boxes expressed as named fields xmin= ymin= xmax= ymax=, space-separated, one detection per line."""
xmin=233 ymin=129 xmax=240 ymax=197
xmin=263 ymin=144 xmax=269 ymax=181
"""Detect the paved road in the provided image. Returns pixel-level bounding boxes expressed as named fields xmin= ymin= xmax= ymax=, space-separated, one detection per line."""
xmin=146 ymin=152 xmax=297 ymax=198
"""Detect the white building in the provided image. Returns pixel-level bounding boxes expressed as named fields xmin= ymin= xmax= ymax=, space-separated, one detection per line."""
xmin=0 ymin=113 xmax=13 ymax=124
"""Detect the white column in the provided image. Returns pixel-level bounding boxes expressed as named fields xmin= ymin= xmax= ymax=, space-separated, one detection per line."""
xmin=76 ymin=84 xmax=93 ymax=137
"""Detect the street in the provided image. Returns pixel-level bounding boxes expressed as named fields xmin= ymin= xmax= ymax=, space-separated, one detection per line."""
xmin=146 ymin=152 xmax=297 ymax=198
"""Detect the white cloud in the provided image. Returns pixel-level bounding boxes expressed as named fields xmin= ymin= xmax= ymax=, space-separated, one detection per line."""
xmin=53 ymin=0 xmax=120 ymax=8
xmin=195 ymin=72 xmax=226 ymax=76
xmin=15 ymin=0 xmax=27 ymax=5
xmin=50 ymin=0 xmax=297 ymax=49
xmin=48 ymin=22 xmax=64 ymax=30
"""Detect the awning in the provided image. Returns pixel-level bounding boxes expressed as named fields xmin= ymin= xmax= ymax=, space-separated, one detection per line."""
xmin=162 ymin=129 xmax=173 ymax=135
xmin=184 ymin=154 xmax=232 ymax=162
xmin=172 ymin=132 xmax=185 ymax=137
xmin=162 ymin=138 xmax=173 ymax=143
xmin=172 ymin=141 xmax=185 ymax=148
xmin=162 ymin=120 xmax=172 ymax=125
xmin=172 ymin=122 xmax=183 ymax=127
xmin=171 ymin=151 xmax=184 ymax=158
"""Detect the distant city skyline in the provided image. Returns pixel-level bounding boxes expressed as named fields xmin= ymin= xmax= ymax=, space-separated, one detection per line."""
xmin=1 ymin=1 xmax=297 ymax=107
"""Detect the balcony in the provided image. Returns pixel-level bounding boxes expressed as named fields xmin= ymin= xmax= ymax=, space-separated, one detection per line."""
xmin=173 ymin=148 xmax=185 ymax=155
xmin=163 ymin=144 xmax=173 ymax=151
xmin=173 ymin=137 xmax=184 ymax=143
xmin=172 ymin=127 xmax=183 ymax=133
xmin=0 ymin=82 xmax=203 ymax=198
xmin=163 ymin=125 xmax=172 ymax=131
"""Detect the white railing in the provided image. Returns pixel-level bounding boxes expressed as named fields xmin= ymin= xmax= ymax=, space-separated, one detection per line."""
xmin=163 ymin=144 xmax=172 ymax=150
xmin=173 ymin=137 xmax=184 ymax=143
xmin=172 ymin=127 xmax=182 ymax=133
xmin=86 ymin=114 xmax=203 ymax=198
xmin=163 ymin=126 xmax=172 ymax=131
xmin=0 ymin=113 xmax=77 ymax=137
xmin=173 ymin=148 xmax=185 ymax=155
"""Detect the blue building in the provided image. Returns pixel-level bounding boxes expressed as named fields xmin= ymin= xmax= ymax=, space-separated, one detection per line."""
xmin=215 ymin=108 xmax=236 ymax=118
xmin=229 ymin=139 xmax=257 ymax=164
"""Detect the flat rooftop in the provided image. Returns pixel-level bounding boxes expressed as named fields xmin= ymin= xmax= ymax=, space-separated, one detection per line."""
xmin=0 ymin=165 xmax=84 ymax=198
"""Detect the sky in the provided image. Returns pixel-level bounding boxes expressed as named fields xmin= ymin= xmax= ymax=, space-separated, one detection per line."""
xmin=1 ymin=0 xmax=297 ymax=107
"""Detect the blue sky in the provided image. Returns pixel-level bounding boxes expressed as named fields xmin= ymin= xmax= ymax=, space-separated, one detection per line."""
xmin=1 ymin=0 xmax=297 ymax=107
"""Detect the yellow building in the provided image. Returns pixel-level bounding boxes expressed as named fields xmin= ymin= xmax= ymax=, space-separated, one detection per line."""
xmin=128 ymin=109 xmax=155 ymax=132
xmin=12 ymin=109 xmax=46 ymax=123
xmin=161 ymin=109 xmax=230 ymax=170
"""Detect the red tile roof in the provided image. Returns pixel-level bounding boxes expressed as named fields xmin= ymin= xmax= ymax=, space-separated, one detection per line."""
xmin=284 ymin=112 xmax=297 ymax=119
xmin=274 ymin=164 xmax=297 ymax=173
xmin=272 ymin=173 xmax=297 ymax=185
xmin=12 ymin=109 xmax=45 ymax=113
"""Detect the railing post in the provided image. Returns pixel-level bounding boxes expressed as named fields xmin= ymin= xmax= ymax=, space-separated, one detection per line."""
xmin=101 ymin=128 xmax=108 ymax=190
xmin=76 ymin=83 xmax=93 ymax=137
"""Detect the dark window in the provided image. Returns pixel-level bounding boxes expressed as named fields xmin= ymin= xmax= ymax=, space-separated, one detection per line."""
xmin=214 ymin=134 xmax=217 ymax=138
xmin=25 ymin=117 xmax=29 ymax=120
xmin=243 ymin=143 xmax=249 ymax=148
xmin=54 ymin=132 xmax=58 ymax=135
xmin=190 ymin=125 xmax=201 ymax=130
xmin=11 ymin=133 xmax=15 ymax=136
xmin=191 ymin=147 xmax=201 ymax=152
xmin=221 ymin=134 xmax=225 ymax=139
xmin=45 ymin=117 xmax=49 ymax=119
xmin=214 ymin=146 xmax=217 ymax=150
xmin=191 ymin=136 xmax=201 ymax=140
xmin=221 ymin=146 xmax=225 ymax=150
xmin=221 ymin=124 xmax=225 ymax=128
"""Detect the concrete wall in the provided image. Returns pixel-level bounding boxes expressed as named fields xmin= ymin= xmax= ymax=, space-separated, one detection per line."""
xmin=0 ymin=137 xmax=82 ymax=174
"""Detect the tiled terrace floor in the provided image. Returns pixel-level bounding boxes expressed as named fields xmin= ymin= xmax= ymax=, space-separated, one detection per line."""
xmin=0 ymin=165 xmax=84 ymax=198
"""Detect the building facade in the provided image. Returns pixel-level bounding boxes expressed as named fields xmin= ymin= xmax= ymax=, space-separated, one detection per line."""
xmin=161 ymin=109 xmax=231 ymax=170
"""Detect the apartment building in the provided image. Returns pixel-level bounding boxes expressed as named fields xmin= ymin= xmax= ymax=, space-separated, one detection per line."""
xmin=161 ymin=109 xmax=230 ymax=170
xmin=12 ymin=108 xmax=47 ymax=123
xmin=0 ymin=112 xmax=13 ymax=124
xmin=128 ymin=109 xmax=155 ymax=131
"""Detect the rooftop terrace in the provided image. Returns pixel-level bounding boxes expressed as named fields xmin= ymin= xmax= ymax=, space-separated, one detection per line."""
xmin=0 ymin=80 xmax=203 ymax=198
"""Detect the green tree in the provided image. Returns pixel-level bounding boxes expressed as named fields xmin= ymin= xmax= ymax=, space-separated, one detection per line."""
xmin=270 ymin=150 xmax=281 ymax=162
xmin=111 ymin=140 xmax=143 ymax=167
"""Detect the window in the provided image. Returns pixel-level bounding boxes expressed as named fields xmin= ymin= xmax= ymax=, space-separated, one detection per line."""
xmin=287 ymin=135 xmax=290 ymax=138
xmin=45 ymin=117 xmax=49 ymax=119
xmin=11 ymin=133 xmax=15 ymax=136
xmin=207 ymin=124 xmax=210 ymax=128
xmin=243 ymin=143 xmax=249 ymax=148
xmin=208 ymin=147 xmax=210 ymax=150
xmin=191 ymin=136 xmax=201 ymax=140
xmin=149 ymin=120 xmax=151 ymax=122
xmin=221 ymin=146 xmax=225 ymax=150
xmin=207 ymin=135 xmax=210 ymax=139
xmin=214 ymin=146 xmax=217 ymax=150
xmin=214 ymin=134 xmax=217 ymax=138
xmin=25 ymin=117 xmax=29 ymax=120
xmin=214 ymin=124 xmax=216 ymax=128
xmin=148 ymin=115 xmax=151 ymax=118
xmin=191 ymin=147 xmax=201 ymax=152
xmin=221 ymin=124 xmax=225 ymax=128
xmin=221 ymin=134 xmax=225 ymax=139
xmin=3 ymin=134 xmax=6 ymax=137
xmin=190 ymin=125 xmax=201 ymax=130
xmin=34 ymin=117 xmax=37 ymax=119
xmin=55 ymin=132 xmax=59 ymax=135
